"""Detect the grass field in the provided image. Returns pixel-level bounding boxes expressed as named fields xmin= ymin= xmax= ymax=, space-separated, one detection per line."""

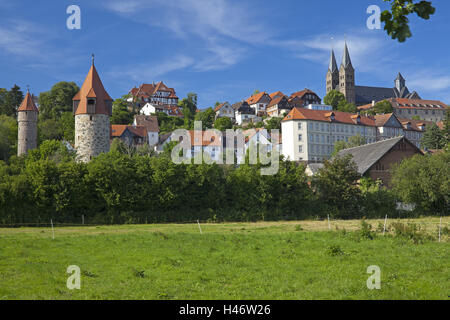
xmin=0 ymin=218 xmax=448 ymax=300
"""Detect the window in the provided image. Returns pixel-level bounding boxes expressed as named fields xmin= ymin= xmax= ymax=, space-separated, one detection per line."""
xmin=298 ymin=145 xmax=303 ymax=153
xmin=298 ymin=123 xmax=302 ymax=130
xmin=298 ymin=134 xmax=302 ymax=141
xmin=315 ymin=123 xmax=319 ymax=131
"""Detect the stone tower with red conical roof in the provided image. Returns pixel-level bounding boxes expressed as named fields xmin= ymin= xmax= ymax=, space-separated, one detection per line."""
xmin=17 ymin=90 xmax=39 ymax=156
xmin=73 ymin=58 xmax=113 ymax=162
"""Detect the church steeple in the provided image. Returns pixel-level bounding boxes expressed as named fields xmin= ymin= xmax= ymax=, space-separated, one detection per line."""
xmin=340 ymin=42 xmax=353 ymax=70
xmin=395 ymin=72 xmax=406 ymax=92
xmin=329 ymin=49 xmax=338 ymax=73
xmin=339 ymin=42 xmax=355 ymax=104
xmin=326 ymin=49 xmax=339 ymax=94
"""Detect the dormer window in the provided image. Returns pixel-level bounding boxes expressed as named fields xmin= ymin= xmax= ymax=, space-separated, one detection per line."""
xmin=87 ymin=98 xmax=96 ymax=114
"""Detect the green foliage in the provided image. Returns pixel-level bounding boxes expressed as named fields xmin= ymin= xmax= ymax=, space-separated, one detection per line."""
xmin=381 ymin=0 xmax=435 ymax=42
xmin=157 ymin=112 xmax=184 ymax=133
xmin=313 ymin=155 xmax=362 ymax=219
xmin=214 ymin=117 xmax=233 ymax=131
xmin=178 ymin=93 xmax=197 ymax=115
xmin=38 ymin=82 xmax=79 ymax=120
xmin=421 ymin=124 xmax=446 ymax=150
xmin=359 ymin=220 xmax=375 ymax=239
xmin=0 ymin=115 xmax=18 ymax=161
xmin=391 ymin=150 xmax=449 ymax=216
xmin=390 ymin=222 xmax=433 ymax=244
xmin=194 ymin=107 xmax=215 ymax=129
xmin=111 ymin=95 xmax=134 ymax=125
xmin=360 ymin=178 xmax=397 ymax=218
xmin=337 ymin=100 xmax=357 ymax=113
xmin=0 ymin=85 xmax=24 ymax=117
xmin=363 ymin=100 xmax=394 ymax=116
xmin=265 ymin=117 xmax=282 ymax=130
xmin=323 ymin=90 xmax=346 ymax=110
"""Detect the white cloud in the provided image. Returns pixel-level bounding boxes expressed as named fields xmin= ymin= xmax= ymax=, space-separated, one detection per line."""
xmin=107 ymin=55 xmax=194 ymax=81
xmin=0 ymin=22 xmax=44 ymax=57
xmin=278 ymin=32 xmax=389 ymax=73
xmin=103 ymin=0 xmax=271 ymax=73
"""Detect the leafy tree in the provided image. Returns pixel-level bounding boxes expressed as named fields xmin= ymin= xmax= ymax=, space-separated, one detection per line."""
xmin=178 ymin=93 xmax=197 ymax=115
xmin=60 ymin=112 xmax=75 ymax=143
xmin=313 ymin=155 xmax=362 ymax=218
xmin=0 ymin=85 xmax=24 ymax=117
xmin=381 ymin=0 xmax=435 ymax=42
xmin=194 ymin=107 xmax=215 ymax=130
xmin=0 ymin=115 xmax=17 ymax=161
xmin=421 ymin=124 xmax=446 ymax=150
xmin=323 ymin=90 xmax=346 ymax=110
xmin=391 ymin=150 xmax=449 ymax=215
xmin=38 ymin=82 xmax=79 ymax=119
xmin=337 ymin=100 xmax=357 ymax=113
xmin=214 ymin=117 xmax=233 ymax=131
xmin=111 ymin=95 xmax=134 ymax=125
xmin=265 ymin=117 xmax=282 ymax=131
xmin=364 ymin=100 xmax=394 ymax=115
xmin=253 ymin=90 xmax=261 ymax=95
xmin=38 ymin=118 xmax=64 ymax=143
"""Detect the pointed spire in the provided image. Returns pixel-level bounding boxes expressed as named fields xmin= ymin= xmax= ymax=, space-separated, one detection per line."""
xmin=395 ymin=72 xmax=405 ymax=81
xmin=73 ymin=60 xmax=113 ymax=115
xmin=328 ymin=49 xmax=338 ymax=73
xmin=341 ymin=42 xmax=353 ymax=69
xmin=91 ymin=53 xmax=95 ymax=66
xmin=18 ymin=90 xmax=38 ymax=112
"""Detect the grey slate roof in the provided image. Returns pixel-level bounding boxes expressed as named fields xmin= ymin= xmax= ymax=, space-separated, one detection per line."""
xmin=307 ymin=163 xmax=324 ymax=175
xmin=354 ymin=85 xmax=421 ymax=105
xmin=335 ymin=136 xmax=415 ymax=175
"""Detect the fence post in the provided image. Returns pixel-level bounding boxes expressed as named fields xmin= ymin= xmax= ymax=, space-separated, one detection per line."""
xmin=439 ymin=217 xmax=442 ymax=243
xmin=197 ymin=220 xmax=203 ymax=235
xmin=82 ymin=215 xmax=84 ymax=225
xmin=383 ymin=215 xmax=387 ymax=236
xmin=51 ymin=219 xmax=55 ymax=240
xmin=327 ymin=215 xmax=331 ymax=230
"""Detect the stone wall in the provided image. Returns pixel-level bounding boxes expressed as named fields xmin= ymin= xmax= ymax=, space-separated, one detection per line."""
xmin=75 ymin=114 xmax=110 ymax=162
xmin=17 ymin=111 xmax=38 ymax=156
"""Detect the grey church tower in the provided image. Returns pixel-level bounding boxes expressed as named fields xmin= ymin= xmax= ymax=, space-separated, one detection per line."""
xmin=326 ymin=49 xmax=339 ymax=95
xmin=17 ymin=90 xmax=38 ymax=156
xmin=73 ymin=58 xmax=113 ymax=162
xmin=338 ymin=43 xmax=355 ymax=104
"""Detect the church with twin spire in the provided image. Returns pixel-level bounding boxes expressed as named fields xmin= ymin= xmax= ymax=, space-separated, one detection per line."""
xmin=326 ymin=43 xmax=421 ymax=106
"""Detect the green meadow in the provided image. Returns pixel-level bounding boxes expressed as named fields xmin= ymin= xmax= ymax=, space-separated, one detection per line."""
xmin=0 ymin=218 xmax=448 ymax=300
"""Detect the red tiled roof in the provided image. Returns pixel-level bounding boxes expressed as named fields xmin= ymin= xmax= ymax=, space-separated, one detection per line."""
xmin=111 ymin=125 xmax=148 ymax=138
xmin=187 ymin=130 xmax=222 ymax=147
xmin=111 ymin=125 xmax=128 ymax=137
xmin=290 ymin=88 xmax=317 ymax=100
xmin=73 ymin=64 xmax=113 ymax=115
xmin=397 ymin=118 xmax=434 ymax=132
xmin=18 ymin=91 xmax=38 ymax=112
xmin=269 ymin=91 xmax=285 ymax=99
xmin=359 ymin=98 xmax=449 ymax=111
xmin=373 ymin=113 xmax=395 ymax=126
xmin=246 ymin=92 xmax=269 ymax=105
xmin=214 ymin=102 xmax=227 ymax=112
xmin=282 ymin=108 xmax=376 ymax=126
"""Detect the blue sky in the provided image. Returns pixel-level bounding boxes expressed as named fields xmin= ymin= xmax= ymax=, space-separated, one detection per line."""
xmin=0 ymin=0 xmax=449 ymax=108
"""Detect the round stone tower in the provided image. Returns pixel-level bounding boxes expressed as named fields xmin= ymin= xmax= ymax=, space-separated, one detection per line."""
xmin=17 ymin=90 xmax=39 ymax=156
xmin=73 ymin=59 xmax=113 ymax=162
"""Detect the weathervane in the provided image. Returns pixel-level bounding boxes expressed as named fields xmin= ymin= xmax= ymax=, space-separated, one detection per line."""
xmin=91 ymin=53 xmax=95 ymax=65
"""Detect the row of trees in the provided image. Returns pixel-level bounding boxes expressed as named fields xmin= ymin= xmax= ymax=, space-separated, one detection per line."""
xmin=1 ymin=139 xmax=447 ymax=225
